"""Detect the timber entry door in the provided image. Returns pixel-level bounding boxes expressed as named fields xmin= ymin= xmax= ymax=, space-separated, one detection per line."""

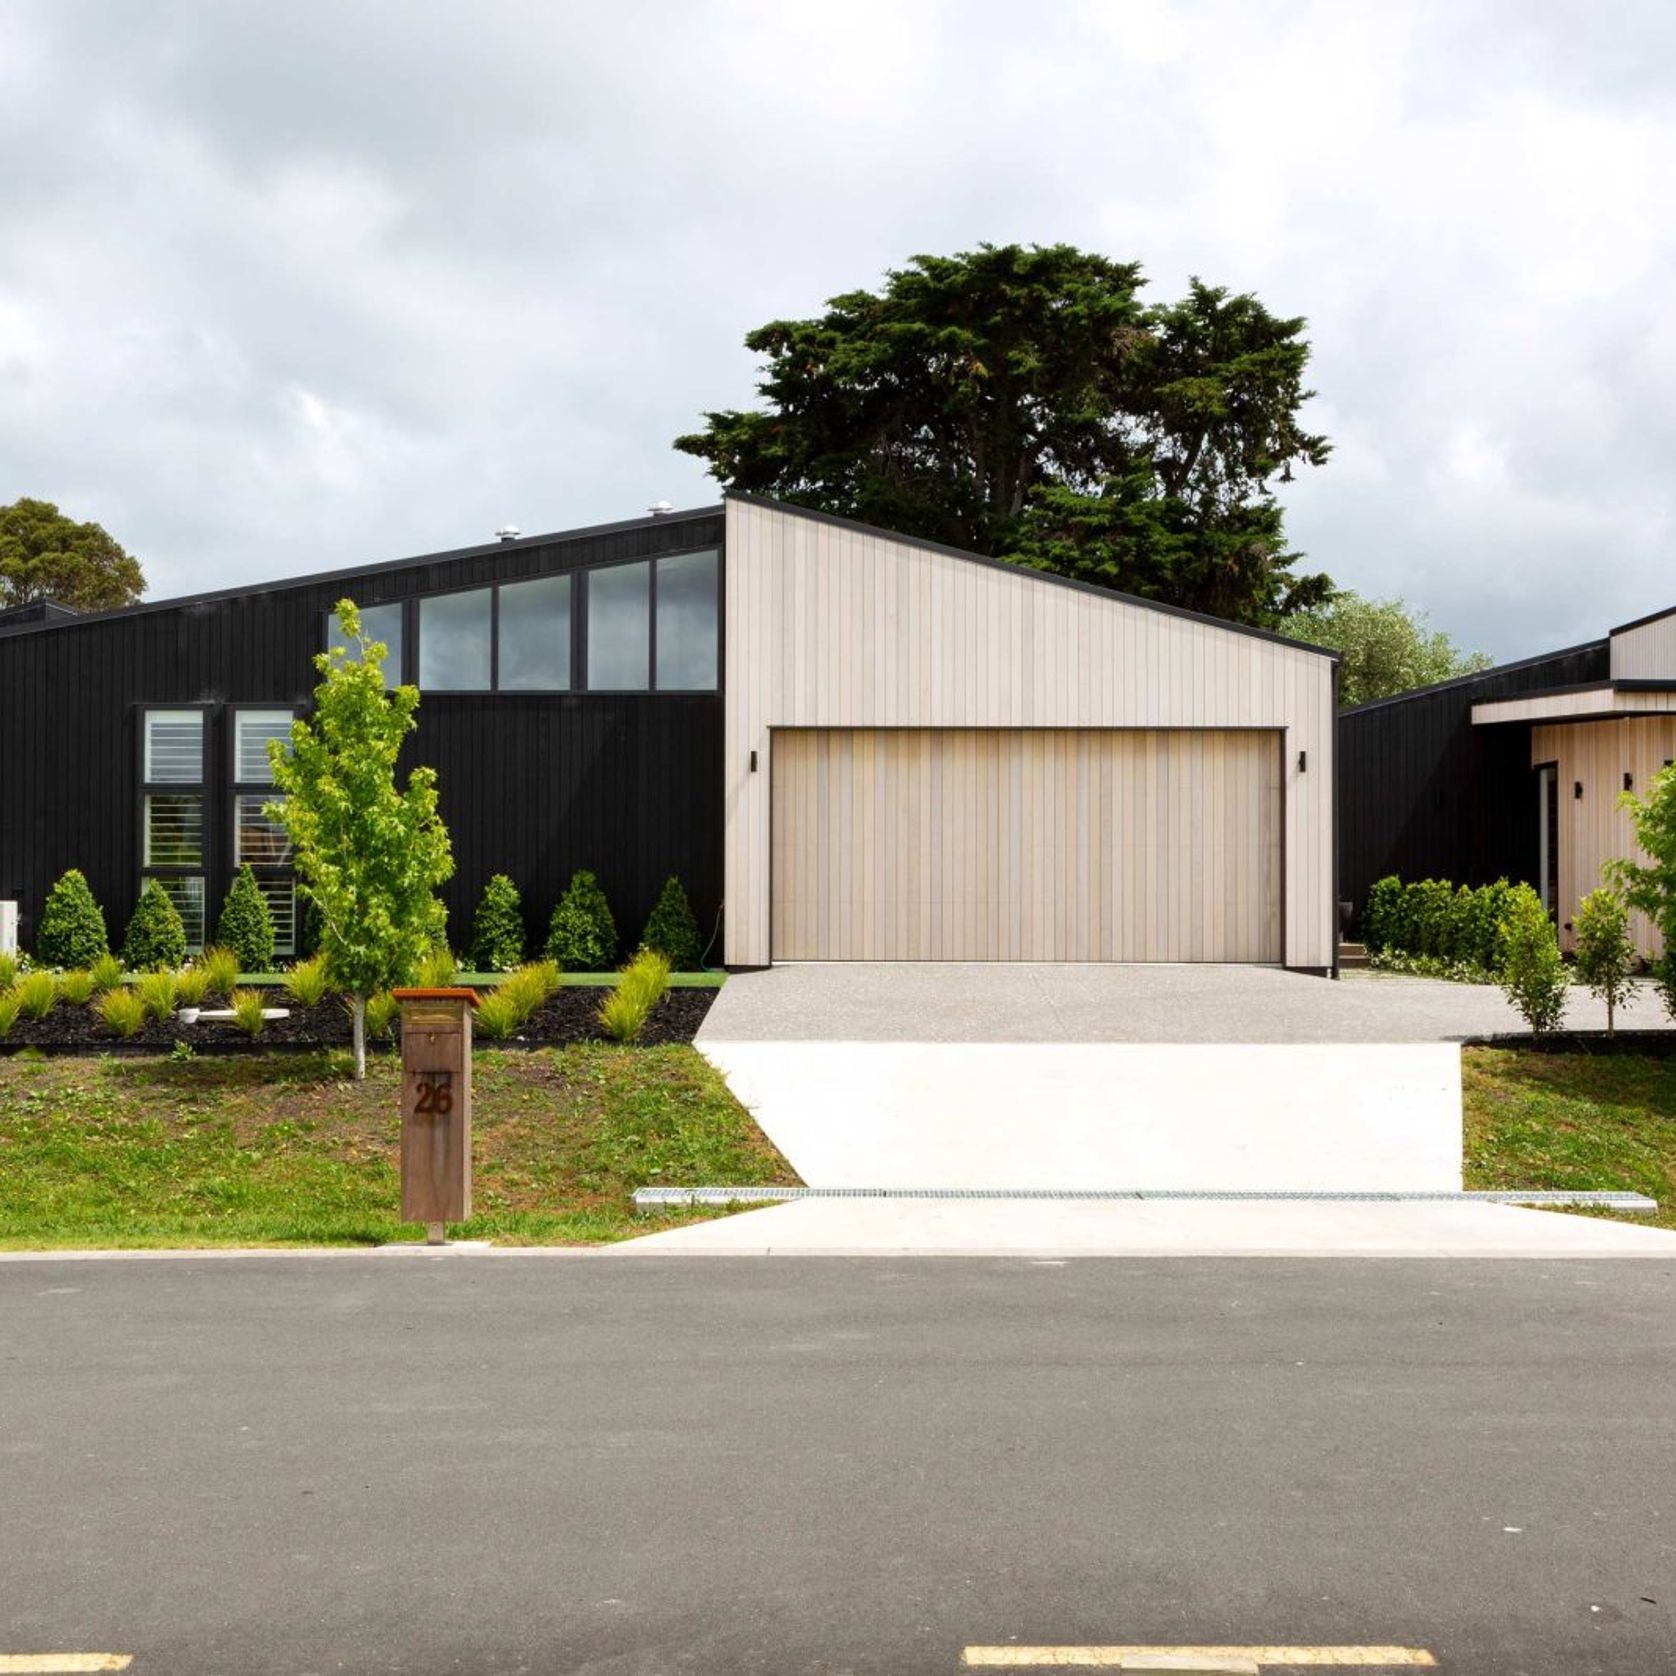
xmin=770 ymin=726 xmax=1282 ymax=962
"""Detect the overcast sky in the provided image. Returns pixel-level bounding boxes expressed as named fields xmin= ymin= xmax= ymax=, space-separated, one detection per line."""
xmin=3 ymin=1 xmax=1672 ymax=658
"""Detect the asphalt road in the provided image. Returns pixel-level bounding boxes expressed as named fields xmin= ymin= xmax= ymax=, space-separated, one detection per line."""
xmin=2 ymin=1253 xmax=1673 ymax=1676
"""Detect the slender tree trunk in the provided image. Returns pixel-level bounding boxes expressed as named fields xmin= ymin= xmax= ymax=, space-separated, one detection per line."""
xmin=1607 ymin=992 xmax=1615 ymax=1037
xmin=352 ymin=994 xmax=367 ymax=1081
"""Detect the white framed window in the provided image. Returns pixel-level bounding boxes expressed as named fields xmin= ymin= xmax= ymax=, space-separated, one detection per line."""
xmin=235 ymin=711 xmax=293 ymax=784
xmin=144 ymin=711 xmax=204 ymax=783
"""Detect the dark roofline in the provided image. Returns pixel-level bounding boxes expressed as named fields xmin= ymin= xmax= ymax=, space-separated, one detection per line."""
xmin=15 ymin=504 xmax=725 ymax=635
xmin=1337 ymin=637 xmax=1611 ymax=717
xmin=726 ymin=492 xmax=1341 ymax=661
xmin=1611 ymin=600 xmax=1676 ymax=636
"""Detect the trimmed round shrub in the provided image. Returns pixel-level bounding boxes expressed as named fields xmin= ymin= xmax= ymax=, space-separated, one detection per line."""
xmin=215 ymin=864 xmax=275 ymax=973
xmin=640 ymin=875 xmax=702 ymax=971
xmin=470 ymin=874 xmax=525 ymax=973
xmin=545 ymin=869 xmax=617 ymax=971
xmin=122 ymin=880 xmax=188 ymax=972
xmin=36 ymin=868 xmax=109 ymax=970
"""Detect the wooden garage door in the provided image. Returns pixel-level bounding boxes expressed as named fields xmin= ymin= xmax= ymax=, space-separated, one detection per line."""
xmin=771 ymin=728 xmax=1282 ymax=962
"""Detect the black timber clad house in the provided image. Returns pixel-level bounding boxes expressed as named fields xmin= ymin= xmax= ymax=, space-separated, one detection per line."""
xmin=1336 ymin=640 xmax=1609 ymax=920
xmin=0 ymin=506 xmax=726 ymax=959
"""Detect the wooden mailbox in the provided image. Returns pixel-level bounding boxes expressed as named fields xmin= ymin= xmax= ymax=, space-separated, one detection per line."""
xmin=393 ymin=987 xmax=480 ymax=1242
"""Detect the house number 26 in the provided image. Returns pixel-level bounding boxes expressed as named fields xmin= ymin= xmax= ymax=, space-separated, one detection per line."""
xmin=413 ymin=1070 xmax=454 ymax=1116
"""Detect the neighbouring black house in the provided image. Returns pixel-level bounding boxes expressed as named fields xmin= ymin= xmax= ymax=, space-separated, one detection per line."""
xmin=0 ymin=495 xmax=1343 ymax=971
xmin=1338 ymin=605 xmax=1676 ymax=954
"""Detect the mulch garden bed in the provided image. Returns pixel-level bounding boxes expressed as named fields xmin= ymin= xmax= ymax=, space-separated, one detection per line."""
xmin=0 ymin=986 xmax=716 ymax=1056
xmin=1461 ymin=1029 xmax=1676 ymax=1058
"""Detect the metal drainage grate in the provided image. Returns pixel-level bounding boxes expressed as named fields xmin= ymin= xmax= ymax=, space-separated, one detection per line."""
xmin=635 ymin=1186 xmax=1659 ymax=1212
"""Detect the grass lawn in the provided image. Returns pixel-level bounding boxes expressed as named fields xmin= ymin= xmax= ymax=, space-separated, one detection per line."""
xmin=1463 ymin=1047 xmax=1676 ymax=1229
xmin=0 ymin=1046 xmax=793 ymax=1249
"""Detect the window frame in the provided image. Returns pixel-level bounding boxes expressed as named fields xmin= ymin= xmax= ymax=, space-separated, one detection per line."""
xmin=228 ymin=705 xmax=300 ymax=959
xmin=136 ymin=704 xmax=212 ymax=954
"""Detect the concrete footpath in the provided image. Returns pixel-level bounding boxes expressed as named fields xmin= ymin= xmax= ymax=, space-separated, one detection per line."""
xmin=617 ymin=1197 xmax=1676 ymax=1257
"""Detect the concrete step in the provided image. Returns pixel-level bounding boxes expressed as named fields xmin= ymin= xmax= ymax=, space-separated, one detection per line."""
xmin=1339 ymin=941 xmax=1369 ymax=968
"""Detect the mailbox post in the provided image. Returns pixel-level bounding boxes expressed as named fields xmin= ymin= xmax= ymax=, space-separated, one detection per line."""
xmin=393 ymin=987 xmax=480 ymax=1244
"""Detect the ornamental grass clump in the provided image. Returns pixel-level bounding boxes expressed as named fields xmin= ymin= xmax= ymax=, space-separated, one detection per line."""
xmin=1498 ymin=883 xmax=1569 ymax=1035
xmin=284 ymin=954 xmax=331 ymax=1008
xmin=89 ymin=952 xmax=125 ymax=995
xmin=0 ymin=950 xmax=20 ymax=989
xmin=215 ymin=865 xmax=275 ymax=974
xmin=1574 ymin=886 xmax=1636 ymax=1036
xmin=122 ymin=880 xmax=187 ymax=972
xmin=36 ymin=868 xmax=109 ymax=970
xmin=365 ymin=990 xmax=399 ymax=1041
xmin=473 ymin=989 xmax=522 ymax=1041
xmin=0 ymin=991 xmax=20 ymax=1038
xmin=417 ymin=945 xmax=459 ymax=988
xmin=173 ymin=965 xmax=209 ymax=1008
xmin=470 ymin=873 xmax=525 ymax=972
xmin=497 ymin=959 xmax=560 ymax=1025
xmin=639 ymin=875 xmax=702 ymax=970
xmin=135 ymin=969 xmax=179 ymax=1023
xmin=196 ymin=946 xmax=241 ymax=1001
xmin=97 ymin=986 xmax=146 ymax=1038
xmin=545 ymin=869 xmax=616 ymax=970
xmin=58 ymin=969 xmax=96 ymax=1006
xmin=229 ymin=988 xmax=267 ymax=1038
xmin=598 ymin=950 xmax=671 ymax=1044
xmin=14 ymin=969 xmax=57 ymax=1020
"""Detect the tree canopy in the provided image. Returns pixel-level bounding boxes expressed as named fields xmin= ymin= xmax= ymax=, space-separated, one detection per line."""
xmin=0 ymin=497 xmax=145 ymax=612
xmin=1286 ymin=592 xmax=1492 ymax=707
xmin=677 ymin=243 xmax=1332 ymax=625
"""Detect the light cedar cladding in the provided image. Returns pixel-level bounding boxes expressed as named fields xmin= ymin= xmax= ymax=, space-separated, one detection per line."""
xmin=1532 ymin=715 xmax=1676 ymax=955
xmin=724 ymin=498 xmax=1337 ymax=968
xmin=1611 ymin=610 xmax=1676 ymax=680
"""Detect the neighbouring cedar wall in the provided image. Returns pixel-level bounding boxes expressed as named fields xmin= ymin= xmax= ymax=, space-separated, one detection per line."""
xmin=1336 ymin=642 xmax=1609 ymax=923
xmin=0 ymin=512 xmax=724 ymax=959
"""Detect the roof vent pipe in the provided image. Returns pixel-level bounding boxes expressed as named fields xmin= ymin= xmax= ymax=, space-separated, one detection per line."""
xmin=496 ymin=525 xmax=521 ymax=542
xmin=648 ymin=500 xmax=674 ymax=517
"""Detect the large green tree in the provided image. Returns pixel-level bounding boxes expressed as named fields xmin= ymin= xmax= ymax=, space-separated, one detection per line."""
xmin=0 ymin=497 xmax=145 ymax=611
xmin=269 ymin=601 xmax=454 ymax=1078
xmin=1286 ymin=592 xmax=1492 ymax=707
xmin=677 ymin=243 xmax=1332 ymax=624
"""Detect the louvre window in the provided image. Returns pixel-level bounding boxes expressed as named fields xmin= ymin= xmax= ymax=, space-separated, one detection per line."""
xmin=419 ymin=589 xmax=493 ymax=690
xmin=145 ymin=794 xmax=203 ymax=867
xmin=655 ymin=550 xmax=719 ymax=691
xmin=144 ymin=712 xmax=203 ymax=783
xmin=587 ymin=560 xmax=651 ymax=690
xmin=154 ymin=876 xmax=206 ymax=952
xmin=257 ymin=877 xmax=297 ymax=959
xmin=235 ymin=711 xmax=293 ymax=784
xmin=497 ymin=574 xmax=571 ymax=690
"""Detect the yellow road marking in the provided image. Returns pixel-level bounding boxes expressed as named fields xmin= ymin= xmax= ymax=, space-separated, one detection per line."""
xmin=962 ymin=1650 xmax=1436 ymax=1669
xmin=0 ymin=1659 xmax=132 ymax=1673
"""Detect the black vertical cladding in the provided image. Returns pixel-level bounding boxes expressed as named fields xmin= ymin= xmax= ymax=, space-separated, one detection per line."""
xmin=0 ymin=510 xmax=725 ymax=954
xmin=1336 ymin=640 xmax=1610 ymax=923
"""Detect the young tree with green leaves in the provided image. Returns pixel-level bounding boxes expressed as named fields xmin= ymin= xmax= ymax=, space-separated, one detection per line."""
xmin=1286 ymin=592 xmax=1492 ymax=707
xmin=0 ymin=497 xmax=146 ymax=611
xmin=269 ymin=601 xmax=454 ymax=1079
xmin=677 ymin=244 xmax=1332 ymax=625
xmin=1498 ymin=883 xmax=1569 ymax=1036
xmin=1574 ymin=887 xmax=1636 ymax=1036
xmin=1610 ymin=763 xmax=1676 ymax=1020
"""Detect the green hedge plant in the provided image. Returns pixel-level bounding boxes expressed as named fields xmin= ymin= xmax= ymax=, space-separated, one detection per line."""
xmin=36 ymin=868 xmax=109 ymax=970
xmin=1574 ymin=886 xmax=1636 ymax=1036
xmin=215 ymin=865 xmax=275 ymax=973
xmin=470 ymin=874 xmax=525 ymax=973
xmin=640 ymin=875 xmax=702 ymax=971
xmin=1499 ymin=883 xmax=1568 ymax=1035
xmin=123 ymin=880 xmax=187 ymax=972
xmin=546 ymin=870 xmax=616 ymax=970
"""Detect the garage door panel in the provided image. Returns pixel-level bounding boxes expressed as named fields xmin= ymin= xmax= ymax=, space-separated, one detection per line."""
xmin=771 ymin=728 xmax=1282 ymax=962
